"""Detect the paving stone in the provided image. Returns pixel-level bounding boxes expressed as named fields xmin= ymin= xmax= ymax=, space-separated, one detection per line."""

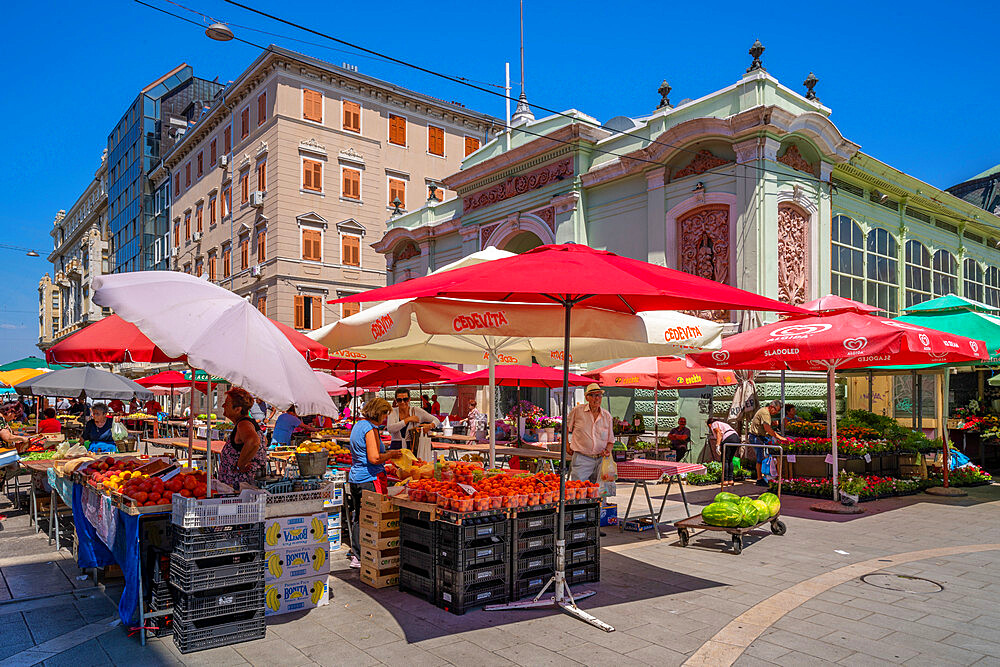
xmin=0 ymin=614 xmax=35 ymax=661
xmin=299 ymin=640 xmax=380 ymax=666
xmin=805 ymin=612 xmax=890 ymax=640
xmin=96 ymin=630 xmax=178 ymax=666
xmin=732 ymin=655 xmax=780 ymax=667
xmin=743 ymin=639 xmax=790 ymax=661
xmin=429 ymin=639 xmax=516 ymax=666
xmin=761 ymin=629 xmax=855 ymax=662
xmin=622 ymin=643 xmax=687 ymax=667
xmin=859 ymin=612 xmax=951 ymax=641
xmin=234 ymin=638 xmax=313 ymax=666
xmin=41 ymin=637 xmax=109 ymax=667
xmin=820 ymin=631 xmax=919 ymax=663
xmin=363 ymin=638 xmax=445 ymax=667
xmin=23 ymin=605 xmax=84 ymax=644
xmin=940 ymin=632 xmax=1000 ymax=659
xmin=801 ymin=600 xmax=873 ymax=622
xmin=843 ymin=597 xmax=926 ymax=621
xmin=558 ymin=641 xmax=648 ymax=666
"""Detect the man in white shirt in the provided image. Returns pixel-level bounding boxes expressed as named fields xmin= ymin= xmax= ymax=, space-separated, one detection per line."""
xmin=567 ymin=383 xmax=614 ymax=482
xmin=386 ymin=388 xmax=440 ymax=450
xmin=56 ymin=397 xmax=71 ymax=412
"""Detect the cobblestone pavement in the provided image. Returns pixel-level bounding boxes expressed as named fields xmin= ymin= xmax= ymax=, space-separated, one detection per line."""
xmin=1 ymin=478 xmax=998 ymax=666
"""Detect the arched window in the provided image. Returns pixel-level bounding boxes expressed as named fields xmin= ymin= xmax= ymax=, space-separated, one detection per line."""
xmin=985 ymin=267 xmax=1000 ymax=308
xmin=905 ymin=240 xmax=932 ymax=308
xmin=831 ymin=215 xmax=864 ymax=303
xmin=963 ymin=258 xmax=984 ymax=303
xmin=866 ymin=228 xmax=898 ymax=316
xmin=933 ymin=250 xmax=958 ymax=297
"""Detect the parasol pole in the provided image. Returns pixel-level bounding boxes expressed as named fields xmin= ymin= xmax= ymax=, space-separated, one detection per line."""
xmin=829 ymin=364 xmax=838 ymax=501
xmin=942 ymin=370 xmax=950 ymax=488
xmin=187 ymin=365 xmax=195 ymax=465
xmin=867 ymin=370 xmax=874 ymax=412
xmin=352 ymin=361 xmax=359 ymax=424
xmin=488 ymin=350 xmax=496 ymax=467
xmin=780 ymin=369 xmax=786 ymax=436
xmin=206 ymin=377 xmax=213 ymax=498
xmin=654 ymin=387 xmax=659 ymax=449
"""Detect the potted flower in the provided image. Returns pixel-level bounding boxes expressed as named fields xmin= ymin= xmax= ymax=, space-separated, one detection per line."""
xmin=538 ymin=416 xmax=560 ymax=443
xmin=838 ymin=470 xmax=866 ymax=505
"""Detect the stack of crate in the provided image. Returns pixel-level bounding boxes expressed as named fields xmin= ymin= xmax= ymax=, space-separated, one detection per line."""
xmin=397 ymin=507 xmax=435 ymax=601
xmin=262 ymin=511 xmax=330 ymax=617
xmin=435 ymin=511 xmax=510 ymax=614
xmin=563 ymin=501 xmax=601 ymax=586
xmin=170 ymin=523 xmax=266 ymax=653
xmin=358 ymin=491 xmax=401 ymax=588
xmin=510 ymin=507 xmax=556 ymax=601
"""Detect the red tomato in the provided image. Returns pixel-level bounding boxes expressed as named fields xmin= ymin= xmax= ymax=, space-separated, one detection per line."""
xmin=192 ymin=484 xmax=207 ymax=498
xmin=183 ymin=476 xmax=197 ymax=490
xmin=161 ymin=491 xmax=173 ymax=502
xmin=148 ymin=492 xmax=161 ymax=503
xmin=179 ymin=488 xmax=192 ymax=498
xmin=135 ymin=492 xmax=148 ymax=503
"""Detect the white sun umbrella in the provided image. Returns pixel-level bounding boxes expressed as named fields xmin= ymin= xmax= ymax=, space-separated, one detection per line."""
xmin=94 ymin=271 xmax=338 ymax=493
xmin=311 ymin=265 xmax=724 ymax=464
xmin=313 ymin=370 xmax=350 ymax=397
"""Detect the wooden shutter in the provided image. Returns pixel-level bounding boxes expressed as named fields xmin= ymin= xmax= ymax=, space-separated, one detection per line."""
xmin=174 ymin=173 xmax=180 ymax=194
xmin=302 ymin=229 xmax=321 ymax=261
xmin=210 ymin=139 xmax=217 ymax=166
xmin=342 ymin=168 xmax=360 ymax=199
xmin=241 ymin=107 xmax=249 ymax=138
xmin=224 ymin=126 xmax=231 ymax=153
xmin=311 ymin=297 xmax=323 ymax=329
xmin=196 ymin=206 xmax=203 ymax=232
xmin=208 ymin=255 xmax=216 ymax=281
xmin=257 ymin=295 xmax=266 ymax=316
xmin=428 ymin=126 xmax=444 ymax=156
xmin=342 ymin=301 xmax=360 ymax=319
xmin=184 ymin=214 xmax=190 ymax=240
xmin=294 ymin=295 xmax=305 ymax=329
xmin=257 ymin=160 xmax=266 ymax=191
xmin=240 ymin=238 xmax=248 ymax=269
xmin=209 ymin=197 xmax=216 ymax=225
xmin=185 ymin=162 xmax=191 ymax=187
xmin=258 ymin=92 xmax=266 ymax=126
xmin=389 ymin=115 xmax=406 ymax=145
xmin=303 ymin=89 xmax=322 ymax=122
xmin=197 ymin=152 xmax=203 ymax=177
xmin=343 ymin=101 xmax=360 ymax=132
xmin=388 ymin=178 xmax=405 ymax=208
xmin=241 ymin=172 xmax=249 ymax=203
xmin=257 ymin=230 xmax=266 ymax=262
xmin=342 ymin=235 xmax=360 ymax=266
xmin=464 ymin=136 xmax=480 ymax=156
xmin=173 ymin=222 xmax=179 ymax=247
xmin=223 ymin=186 xmax=231 ymax=216
xmin=303 ymin=159 xmax=322 ymax=192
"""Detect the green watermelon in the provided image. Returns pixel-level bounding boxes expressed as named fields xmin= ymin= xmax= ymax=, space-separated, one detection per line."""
xmin=738 ymin=496 xmax=755 ymax=507
xmin=758 ymin=492 xmax=780 ymax=517
xmin=702 ymin=501 xmax=742 ymax=527
xmin=738 ymin=503 xmax=760 ymax=527
xmin=714 ymin=491 xmax=740 ymax=504
xmin=751 ymin=499 xmax=770 ymax=522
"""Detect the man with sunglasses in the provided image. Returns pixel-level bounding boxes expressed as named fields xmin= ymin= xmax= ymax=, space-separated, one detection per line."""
xmin=567 ymin=383 xmax=614 ymax=483
xmin=386 ymin=389 xmax=440 ymax=450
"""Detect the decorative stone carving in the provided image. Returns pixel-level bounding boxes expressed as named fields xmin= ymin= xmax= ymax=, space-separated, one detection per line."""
xmin=299 ymin=138 xmax=327 ymax=157
xmin=480 ymin=223 xmax=500 ymax=248
xmin=777 ymin=205 xmax=808 ymax=306
xmin=672 ymin=150 xmax=731 ymax=180
xmin=394 ymin=241 xmax=420 ymax=261
xmin=338 ymin=147 xmax=365 ymax=165
xmin=534 ymin=207 xmax=556 ymax=232
xmin=778 ymin=145 xmax=815 ymax=176
xmin=678 ymin=205 xmax=730 ymax=321
xmin=463 ymin=158 xmax=573 ymax=214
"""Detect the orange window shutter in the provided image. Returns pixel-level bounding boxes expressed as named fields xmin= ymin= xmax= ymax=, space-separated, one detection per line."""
xmin=465 ymin=136 xmax=480 ymax=156
xmin=209 ymin=256 xmax=215 ymax=281
xmin=210 ymin=139 xmax=217 ymax=165
xmin=210 ymin=198 xmax=216 ymax=224
xmin=258 ymin=161 xmax=266 ymax=190
xmin=197 ymin=153 xmax=203 ymax=177
xmin=241 ymin=108 xmax=249 ymax=138
xmin=197 ymin=207 xmax=203 ymax=232
xmin=185 ymin=215 xmax=190 ymax=240
xmin=343 ymin=301 xmax=360 ymax=319
xmin=258 ymin=92 xmax=266 ymax=125
xmin=185 ymin=163 xmax=191 ymax=187
xmin=258 ymin=231 xmax=266 ymax=262
xmin=224 ymin=127 xmax=231 ymax=153
xmin=241 ymin=239 xmax=248 ymax=269
xmin=173 ymin=223 xmax=179 ymax=247
xmin=257 ymin=296 xmax=266 ymax=316
xmin=311 ymin=297 xmax=322 ymax=329
xmin=294 ymin=295 xmax=305 ymax=329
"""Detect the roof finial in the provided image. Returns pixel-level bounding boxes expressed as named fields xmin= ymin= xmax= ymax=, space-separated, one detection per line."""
xmin=803 ymin=72 xmax=819 ymax=101
xmin=657 ymin=80 xmax=672 ymax=109
xmin=747 ymin=39 xmax=765 ymax=72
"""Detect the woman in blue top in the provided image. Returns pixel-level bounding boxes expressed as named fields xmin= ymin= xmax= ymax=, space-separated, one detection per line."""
xmin=82 ymin=403 xmax=117 ymax=453
xmin=346 ymin=397 xmax=401 ymax=568
xmin=269 ymin=406 xmax=316 ymax=448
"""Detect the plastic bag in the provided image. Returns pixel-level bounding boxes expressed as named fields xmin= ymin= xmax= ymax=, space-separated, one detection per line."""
xmin=598 ymin=456 xmax=617 ymax=498
xmin=416 ymin=432 xmax=432 ymax=463
xmin=761 ymin=454 xmax=778 ymax=481
xmin=111 ymin=420 xmax=128 ymax=442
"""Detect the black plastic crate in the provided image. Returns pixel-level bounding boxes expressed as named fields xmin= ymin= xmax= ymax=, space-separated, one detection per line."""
xmin=173 ymin=581 xmax=264 ymax=623
xmin=512 ymin=549 xmax=553 ymax=578
xmin=565 ymin=525 xmax=599 ymax=546
xmin=512 ymin=570 xmax=553 ymax=600
xmin=399 ymin=545 xmax=435 ymax=579
xmin=399 ymin=521 xmax=435 ymax=552
xmin=172 ymin=523 xmax=263 ymax=559
xmin=399 ymin=565 xmax=435 ymax=602
xmin=565 ymin=544 xmax=599 ymax=566
xmin=516 ymin=533 xmax=554 ymax=553
xmin=512 ymin=510 xmax=555 ymax=538
xmin=565 ymin=561 xmax=600 ymax=585
xmin=437 ymin=539 xmax=507 ymax=570
xmin=437 ymin=579 xmax=508 ymax=615
xmin=436 ymin=516 xmax=508 ymax=547
xmin=437 ymin=561 xmax=508 ymax=592
xmin=172 ymin=611 xmax=265 ymax=654
xmin=563 ymin=505 xmax=599 ymax=527
xmin=169 ymin=551 xmax=264 ymax=593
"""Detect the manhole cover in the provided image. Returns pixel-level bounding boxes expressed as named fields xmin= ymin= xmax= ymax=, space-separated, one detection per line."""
xmin=861 ymin=573 xmax=943 ymax=593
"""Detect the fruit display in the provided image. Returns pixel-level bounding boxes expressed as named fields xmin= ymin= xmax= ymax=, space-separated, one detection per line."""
xmin=295 ymin=440 xmax=351 ymax=464
xmin=701 ymin=501 xmax=743 ymax=527
xmin=81 ymin=457 xmax=145 ymax=490
xmin=405 ymin=470 xmax=599 ymax=511
xmin=124 ymin=412 xmax=153 ymax=419
xmin=702 ymin=492 xmax=781 ymax=528
xmin=757 ymin=492 xmax=781 ymax=516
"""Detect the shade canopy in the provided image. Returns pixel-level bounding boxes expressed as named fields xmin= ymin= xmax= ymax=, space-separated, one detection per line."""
xmin=801 ymin=294 xmax=882 ymax=315
xmin=586 ymin=356 xmax=737 ymax=389
xmin=136 ymin=370 xmax=191 ymax=388
xmin=895 ymin=309 xmax=1000 ymax=366
xmin=0 ymin=368 xmax=51 ymax=387
xmin=330 ymin=243 xmax=808 ymax=316
xmin=93 ymin=271 xmax=335 ymax=416
xmin=313 ymin=371 xmax=349 ymax=396
xmin=903 ymin=294 xmax=998 ymax=314
xmin=353 ymin=363 xmax=463 ymax=388
xmin=309 ymin=357 xmax=435 ymax=372
xmin=0 ymin=356 xmax=67 ymax=372
xmin=15 ymin=367 xmax=153 ymax=400
xmin=451 ymin=364 xmax=593 ymax=389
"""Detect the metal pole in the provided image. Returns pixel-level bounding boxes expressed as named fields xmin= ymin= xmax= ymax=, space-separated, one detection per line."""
xmin=555 ymin=301 xmax=571 ymax=603
xmin=829 ymin=366 xmax=838 ymax=501
xmin=488 ymin=351 xmax=496 ymax=467
xmin=912 ymin=371 xmax=918 ymax=431
xmin=867 ymin=370 xmax=874 ymax=412
xmin=187 ymin=366 xmax=195 ymax=465
xmin=654 ymin=387 xmax=659 ymax=449
xmin=942 ymin=371 xmax=951 ymax=488
xmin=352 ymin=361 xmax=359 ymax=424
xmin=780 ymin=369 xmax=786 ymax=436
xmin=916 ymin=373 xmax=924 ymax=431
xmin=206 ymin=378 xmax=213 ymax=498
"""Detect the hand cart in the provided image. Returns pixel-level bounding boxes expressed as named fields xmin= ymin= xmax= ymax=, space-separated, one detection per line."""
xmin=674 ymin=442 xmax=786 ymax=554
xmin=616 ymin=460 xmax=706 ymax=540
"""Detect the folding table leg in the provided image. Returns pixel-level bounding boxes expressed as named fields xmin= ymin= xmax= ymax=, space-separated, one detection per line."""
xmin=677 ymin=476 xmax=692 ymax=517
xmin=619 ymin=482 xmax=639 ymax=533
xmin=640 ymin=482 xmax=661 ymax=539
xmin=656 ymin=477 xmax=673 ymax=525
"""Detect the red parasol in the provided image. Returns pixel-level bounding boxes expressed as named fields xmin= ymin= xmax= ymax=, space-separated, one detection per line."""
xmin=136 ymin=370 xmax=191 ymax=388
xmin=353 ymin=363 xmax=463 ymax=388
xmin=586 ymin=356 xmax=736 ymax=389
xmin=800 ymin=294 xmax=881 ymax=315
xmin=451 ymin=364 xmax=592 ymax=389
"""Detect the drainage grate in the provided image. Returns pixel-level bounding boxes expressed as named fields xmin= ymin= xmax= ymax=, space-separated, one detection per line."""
xmin=861 ymin=573 xmax=943 ymax=593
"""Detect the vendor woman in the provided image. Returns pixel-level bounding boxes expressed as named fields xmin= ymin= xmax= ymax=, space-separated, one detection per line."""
xmin=346 ymin=398 xmax=402 ymax=569
xmin=82 ymin=404 xmax=117 ymax=453
xmin=219 ymin=387 xmax=267 ymax=487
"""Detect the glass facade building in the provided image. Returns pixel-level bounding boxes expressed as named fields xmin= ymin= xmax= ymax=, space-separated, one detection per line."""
xmin=106 ymin=65 xmax=222 ymax=273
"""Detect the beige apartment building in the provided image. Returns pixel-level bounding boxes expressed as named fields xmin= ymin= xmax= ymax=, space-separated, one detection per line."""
xmin=160 ymin=45 xmax=500 ymax=330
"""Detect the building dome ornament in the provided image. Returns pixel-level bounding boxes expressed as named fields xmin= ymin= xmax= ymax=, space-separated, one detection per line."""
xmin=511 ymin=92 xmax=535 ymax=126
xmin=803 ymin=72 xmax=819 ymax=101
xmin=657 ymin=80 xmax=672 ymax=109
xmin=747 ymin=39 xmax=765 ymax=72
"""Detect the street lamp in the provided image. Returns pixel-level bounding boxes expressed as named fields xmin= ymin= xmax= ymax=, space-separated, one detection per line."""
xmin=0 ymin=243 xmax=41 ymax=257
xmin=205 ymin=23 xmax=234 ymax=42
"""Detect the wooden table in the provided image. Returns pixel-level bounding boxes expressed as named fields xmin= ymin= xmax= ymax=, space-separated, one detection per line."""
xmin=616 ymin=459 xmax=706 ymax=539
xmin=145 ymin=437 xmax=226 ymax=456
xmin=431 ymin=441 xmax=564 ymax=467
xmin=429 ymin=431 xmax=477 ymax=443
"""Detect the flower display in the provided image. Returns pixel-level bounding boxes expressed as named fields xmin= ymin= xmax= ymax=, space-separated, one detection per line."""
xmin=770 ymin=474 xmax=926 ymax=500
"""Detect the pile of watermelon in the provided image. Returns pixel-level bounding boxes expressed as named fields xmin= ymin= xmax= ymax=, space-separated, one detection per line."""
xmin=702 ymin=491 xmax=780 ymax=527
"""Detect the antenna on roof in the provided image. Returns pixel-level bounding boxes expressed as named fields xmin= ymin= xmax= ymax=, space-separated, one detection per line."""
xmin=511 ymin=0 xmax=534 ymax=126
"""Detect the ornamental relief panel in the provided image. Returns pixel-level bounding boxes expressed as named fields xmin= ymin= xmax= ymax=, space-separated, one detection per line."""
xmin=671 ymin=150 xmax=732 ymax=180
xmin=463 ymin=158 xmax=574 ymax=214
xmin=677 ymin=204 xmax=730 ymax=321
xmin=777 ymin=204 xmax=808 ymax=306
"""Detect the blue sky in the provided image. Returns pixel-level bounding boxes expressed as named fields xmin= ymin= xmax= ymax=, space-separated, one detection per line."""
xmin=0 ymin=1 xmax=996 ymax=359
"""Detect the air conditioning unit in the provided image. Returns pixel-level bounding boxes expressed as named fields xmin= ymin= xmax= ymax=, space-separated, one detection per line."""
xmin=250 ymin=265 xmax=262 ymax=277
xmin=192 ymin=232 xmax=203 ymax=242
xmin=250 ymin=191 xmax=265 ymax=208
xmin=220 ymin=155 xmax=229 ymax=168
xmin=170 ymin=247 xmax=178 ymax=257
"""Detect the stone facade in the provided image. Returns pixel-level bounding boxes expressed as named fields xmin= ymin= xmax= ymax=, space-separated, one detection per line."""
xmin=38 ymin=152 xmax=110 ymax=349
xmin=160 ymin=45 xmax=500 ymax=330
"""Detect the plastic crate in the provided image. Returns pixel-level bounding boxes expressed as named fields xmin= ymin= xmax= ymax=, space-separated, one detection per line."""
xmin=563 ymin=504 xmax=600 ymax=527
xmin=515 ymin=533 xmax=554 ymax=553
xmin=565 ymin=544 xmax=599 ymax=566
xmin=399 ymin=545 xmax=434 ymax=579
xmin=399 ymin=516 xmax=435 ymax=552
xmin=437 ymin=540 xmax=507 ymax=571
xmin=565 ymin=525 xmax=599 ymax=546
xmin=512 ymin=549 xmax=553 ymax=578
xmin=265 ymin=482 xmax=336 ymax=505
xmin=172 ymin=524 xmax=263 ymax=559
xmin=173 ymin=581 xmax=264 ymax=623
xmin=436 ymin=517 xmax=508 ymax=547
xmin=437 ymin=561 xmax=508 ymax=591
xmin=398 ymin=565 xmax=435 ymax=602
xmin=512 ymin=511 xmax=555 ymax=537
xmin=512 ymin=571 xmax=553 ymax=600
xmin=169 ymin=552 xmax=265 ymax=593
xmin=565 ymin=561 xmax=600 ymax=585
xmin=172 ymin=610 xmax=266 ymax=654
xmin=437 ymin=579 xmax=508 ymax=615
xmin=172 ymin=489 xmax=266 ymax=529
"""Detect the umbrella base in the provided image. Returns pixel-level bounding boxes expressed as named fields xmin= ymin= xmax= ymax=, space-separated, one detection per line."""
xmin=485 ymin=587 xmax=614 ymax=632
xmin=925 ymin=486 xmax=967 ymax=497
xmin=810 ymin=500 xmax=865 ymax=515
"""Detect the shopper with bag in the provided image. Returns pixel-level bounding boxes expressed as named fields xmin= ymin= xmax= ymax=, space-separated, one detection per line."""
xmin=707 ymin=418 xmax=741 ymax=486
xmin=749 ymin=400 xmax=788 ymax=487
xmin=386 ymin=388 xmax=439 ymax=451
xmin=567 ymin=384 xmax=614 ymax=483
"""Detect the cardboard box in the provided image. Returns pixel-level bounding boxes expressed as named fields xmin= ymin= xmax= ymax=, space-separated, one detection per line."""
xmin=359 ymin=510 xmax=400 ymax=533
xmin=329 ymin=531 xmax=342 ymax=552
xmin=359 ymin=527 xmax=400 ymax=550
xmin=327 ymin=508 xmax=341 ymax=526
xmin=361 ymin=490 xmax=395 ymax=514
xmin=360 ymin=564 xmax=399 ymax=589
xmin=264 ymin=511 xmax=327 ymax=548
xmin=623 ymin=518 xmax=656 ymax=532
xmin=264 ymin=574 xmax=329 ymax=616
xmin=265 ymin=543 xmax=330 ymax=583
xmin=360 ymin=546 xmax=399 ymax=570
xmin=322 ymin=487 xmax=344 ymax=508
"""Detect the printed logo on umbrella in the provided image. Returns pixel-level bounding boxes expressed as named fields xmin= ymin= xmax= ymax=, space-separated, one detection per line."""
xmin=971 ymin=340 xmax=980 ymax=354
xmin=370 ymin=314 xmax=394 ymax=341
xmin=453 ymin=311 xmax=509 ymax=332
xmin=711 ymin=350 xmax=730 ymax=363
xmin=664 ymin=325 xmax=703 ymax=343
xmin=482 ymin=351 xmax=519 ymax=364
xmin=549 ymin=350 xmax=573 ymax=363
xmin=332 ymin=349 xmax=367 ymax=359
xmin=918 ymin=333 xmax=930 ymax=347
xmin=843 ymin=337 xmax=868 ymax=352
xmin=614 ymin=376 xmax=641 ymax=385
xmin=769 ymin=323 xmax=833 ymax=339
